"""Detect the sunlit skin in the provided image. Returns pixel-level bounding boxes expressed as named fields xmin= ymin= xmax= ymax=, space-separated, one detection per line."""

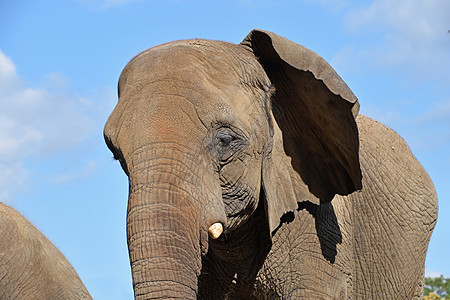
xmin=105 ymin=30 xmax=438 ymax=299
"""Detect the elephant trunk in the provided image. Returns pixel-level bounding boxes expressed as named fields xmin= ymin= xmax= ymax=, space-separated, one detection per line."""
xmin=126 ymin=147 xmax=225 ymax=299
xmin=127 ymin=190 xmax=199 ymax=298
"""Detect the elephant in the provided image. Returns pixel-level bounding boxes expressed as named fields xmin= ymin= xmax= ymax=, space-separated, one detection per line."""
xmin=0 ymin=202 xmax=91 ymax=299
xmin=104 ymin=29 xmax=438 ymax=299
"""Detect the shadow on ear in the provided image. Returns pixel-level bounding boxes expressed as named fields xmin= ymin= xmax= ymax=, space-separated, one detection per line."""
xmin=241 ymin=29 xmax=362 ymax=235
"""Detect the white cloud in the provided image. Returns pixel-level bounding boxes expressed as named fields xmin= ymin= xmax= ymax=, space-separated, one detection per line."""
xmin=0 ymin=51 xmax=16 ymax=78
xmin=0 ymin=160 xmax=28 ymax=204
xmin=359 ymin=103 xmax=404 ymax=127
xmin=335 ymin=0 xmax=450 ymax=84
xmin=407 ymin=98 xmax=450 ymax=152
xmin=425 ymin=269 xmax=449 ymax=278
xmin=327 ymin=0 xmax=450 ymax=163
xmin=44 ymin=71 xmax=70 ymax=91
xmin=0 ymin=49 xmax=98 ymax=202
xmin=417 ymin=98 xmax=450 ymax=124
xmin=53 ymin=160 xmax=99 ymax=184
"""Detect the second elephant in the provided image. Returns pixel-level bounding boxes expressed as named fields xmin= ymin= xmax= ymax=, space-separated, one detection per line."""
xmin=0 ymin=203 xmax=91 ymax=299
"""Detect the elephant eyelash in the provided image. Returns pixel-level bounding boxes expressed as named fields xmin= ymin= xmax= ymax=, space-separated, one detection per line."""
xmin=110 ymin=148 xmax=129 ymax=175
xmin=112 ymin=153 xmax=122 ymax=161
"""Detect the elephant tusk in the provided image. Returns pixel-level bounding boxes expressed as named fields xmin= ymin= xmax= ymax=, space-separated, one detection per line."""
xmin=208 ymin=223 xmax=223 ymax=239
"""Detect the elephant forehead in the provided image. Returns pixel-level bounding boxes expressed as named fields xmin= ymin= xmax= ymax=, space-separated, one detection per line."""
xmin=120 ymin=39 xmax=269 ymax=97
xmin=119 ymin=40 xmax=270 ymax=128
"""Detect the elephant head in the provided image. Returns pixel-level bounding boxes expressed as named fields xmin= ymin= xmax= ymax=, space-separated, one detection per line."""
xmin=104 ymin=29 xmax=362 ymax=298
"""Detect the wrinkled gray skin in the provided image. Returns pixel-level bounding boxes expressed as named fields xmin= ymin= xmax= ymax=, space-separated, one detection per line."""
xmin=104 ymin=29 xmax=438 ymax=299
xmin=0 ymin=203 xmax=91 ymax=299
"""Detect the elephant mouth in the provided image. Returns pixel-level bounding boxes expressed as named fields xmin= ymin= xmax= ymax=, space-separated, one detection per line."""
xmin=206 ymin=196 xmax=269 ymax=266
xmin=221 ymin=184 xmax=260 ymax=230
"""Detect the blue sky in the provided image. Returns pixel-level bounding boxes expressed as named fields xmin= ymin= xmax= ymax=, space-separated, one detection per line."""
xmin=1 ymin=0 xmax=449 ymax=298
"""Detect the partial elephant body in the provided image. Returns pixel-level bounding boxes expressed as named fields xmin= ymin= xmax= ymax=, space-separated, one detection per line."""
xmin=254 ymin=115 xmax=437 ymax=299
xmin=104 ymin=29 xmax=437 ymax=299
xmin=0 ymin=203 xmax=91 ymax=300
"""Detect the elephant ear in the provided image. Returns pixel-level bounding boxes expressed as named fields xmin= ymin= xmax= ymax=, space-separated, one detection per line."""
xmin=241 ymin=29 xmax=362 ymax=234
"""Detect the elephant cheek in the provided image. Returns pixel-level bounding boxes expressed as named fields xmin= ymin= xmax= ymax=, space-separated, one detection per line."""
xmin=220 ymin=158 xmax=261 ymax=227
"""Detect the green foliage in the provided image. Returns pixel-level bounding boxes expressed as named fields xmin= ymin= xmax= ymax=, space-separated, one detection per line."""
xmin=424 ymin=276 xmax=450 ymax=299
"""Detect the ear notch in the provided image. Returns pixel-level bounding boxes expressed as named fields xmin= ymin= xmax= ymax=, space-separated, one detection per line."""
xmin=242 ymin=29 xmax=362 ymax=234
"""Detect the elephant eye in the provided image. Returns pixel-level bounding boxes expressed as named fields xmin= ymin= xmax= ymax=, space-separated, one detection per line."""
xmin=217 ymin=131 xmax=236 ymax=147
xmin=213 ymin=127 xmax=246 ymax=163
